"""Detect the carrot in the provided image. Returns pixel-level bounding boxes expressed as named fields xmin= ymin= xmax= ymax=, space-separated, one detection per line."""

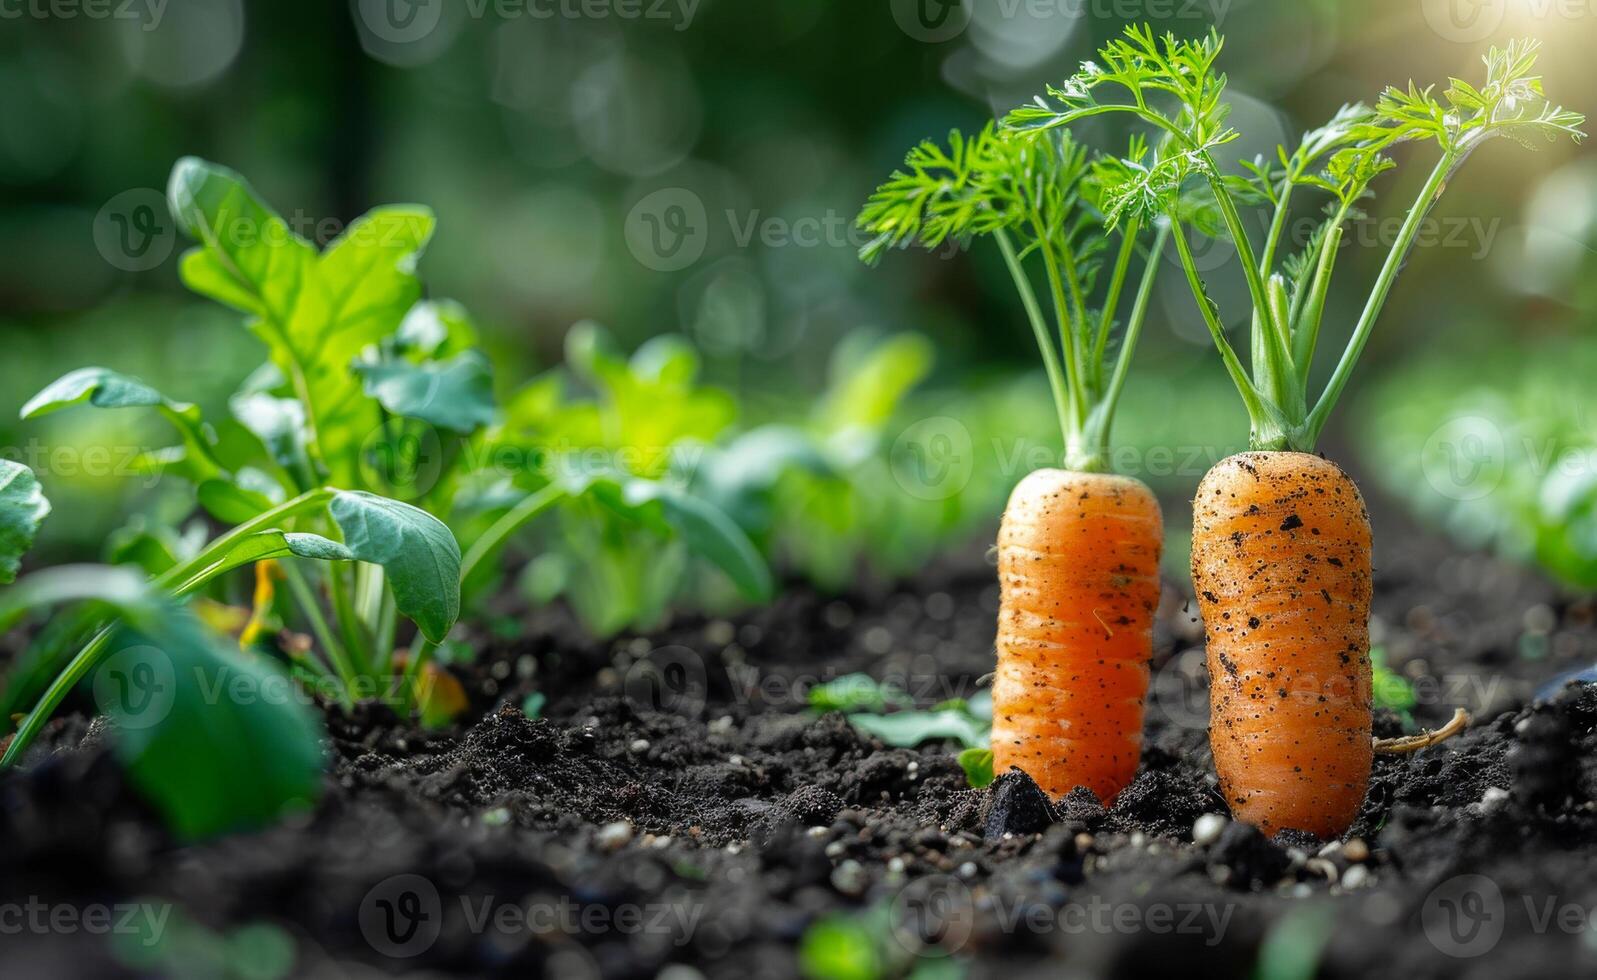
xmin=858 ymin=123 xmax=1169 ymax=801
xmin=993 ymin=469 xmax=1162 ymax=800
xmin=1191 ymin=452 xmax=1371 ymax=836
xmin=1007 ymin=30 xmax=1582 ymax=834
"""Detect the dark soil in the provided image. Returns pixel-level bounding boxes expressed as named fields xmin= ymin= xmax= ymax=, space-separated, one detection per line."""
xmin=4 ymin=510 xmax=1597 ymax=979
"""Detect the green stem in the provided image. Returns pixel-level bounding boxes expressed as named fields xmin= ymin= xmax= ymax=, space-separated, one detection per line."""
xmin=1292 ymin=222 xmax=1345 ymax=389
xmin=279 ymin=561 xmax=357 ymax=705
xmin=402 ymin=637 xmax=437 ymax=710
xmin=1030 ymin=217 xmax=1089 ymax=434
xmin=326 ymin=564 xmax=370 ymax=679
xmin=1092 ymin=217 xmax=1141 ymax=380
xmin=0 ymin=626 xmax=114 ymax=769
xmin=459 ymin=483 xmax=570 ymax=587
xmin=372 ymin=589 xmax=397 ymax=677
xmin=1090 ymin=222 xmax=1171 ymax=467
xmin=155 ymin=489 xmax=335 ymax=596
xmin=1169 ymin=218 xmax=1279 ymax=444
xmin=995 ymin=229 xmax=1073 ymax=449
xmin=1305 ymin=150 xmax=1457 ymax=444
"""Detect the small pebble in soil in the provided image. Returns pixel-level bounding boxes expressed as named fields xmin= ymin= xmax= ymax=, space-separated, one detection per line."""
xmin=1193 ymin=813 xmax=1228 ymax=846
xmin=824 ymin=601 xmax=854 ymax=629
xmin=1341 ymin=865 xmax=1371 ymax=889
xmin=863 ymin=626 xmax=893 ymax=654
xmin=831 ymin=860 xmax=867 ymax=896
xmin=1343 ymin=838 xmax=1370 ymax=863
xmin=705 ymin=621 xmax=736 ymax=647
xmin=596 ymin=821 xmax=633 ymax=852
xmin=630 ymin=739 xmax=651 ymax=753
xmin=709 ymin=716 xmax=735 ymax=734
xmin=1472 ymin=786 xmax=1511 ymax=816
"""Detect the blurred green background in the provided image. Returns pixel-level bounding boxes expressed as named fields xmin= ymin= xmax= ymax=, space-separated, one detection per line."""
xmin=2 ymin=0 xmax=1594 ymax=580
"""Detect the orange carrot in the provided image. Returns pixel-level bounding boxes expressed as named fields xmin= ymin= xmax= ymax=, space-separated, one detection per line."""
xmin=1006 ymin=31 xmax=1581 ymax=834
xmin=857 ymin=124 xmax=1171 ymax=801
xmin=1191 ymin=452 xmax=1372 ymax=837
xmin=993 ymin=469 xmax=1163 ymax=801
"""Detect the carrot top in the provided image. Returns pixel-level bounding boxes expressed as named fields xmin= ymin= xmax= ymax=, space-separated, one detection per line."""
xmin=856 ymin=125 xmax=1167 ymax=473
xmin=1007 ymin=28 xmax=1586 ymax=452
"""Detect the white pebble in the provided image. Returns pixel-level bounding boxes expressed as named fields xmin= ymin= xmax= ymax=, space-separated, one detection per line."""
xmin=596 ymin=821 xmax=633 ymax=851
xmin=1480 ymin=787 xmax=1511 ymax=814
xmin=1341 ymin=865 xmax=1371 ymax=889
xmin=831 ymin=860 xmax=867 ymax=896
xmin=631 ymin=739 xmax=651 ymax=753
xmin=1193 ymin=813 xmax=1228 ymax=846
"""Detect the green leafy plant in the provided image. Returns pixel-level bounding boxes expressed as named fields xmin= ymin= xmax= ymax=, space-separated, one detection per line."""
xmin=1358 ymin=336 xmax=1597 ymax=590
xmin=485 ymin=321 xmax=773 ymax=636
xmin=698 ymin=331 xmax=959 ymax=591
xmin=3 ymin=158 xmax=471 ymax=765
xmin=808 ymin=674 xmax=991 ymax=750
xmin=857 ymin=124 xmax=1168 ymax=473
xmin=0 ymin=463 xmax=325 ymax=838
xmin=1007 ymin=29 xmax=1586 ymax=449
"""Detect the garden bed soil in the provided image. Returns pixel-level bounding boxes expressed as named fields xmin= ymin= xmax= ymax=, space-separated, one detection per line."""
xmin=4 ymin=502 xmax=1597 ymax=979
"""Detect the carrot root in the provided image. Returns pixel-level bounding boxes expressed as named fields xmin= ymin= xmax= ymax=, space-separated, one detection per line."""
xmin=1372 ymin=707 xmax=1470 ymax=755
xmin=1192 ymin=451 xmax=1373 ymax=839
xmin=992 ymin=468 xmax=1163 ymax=803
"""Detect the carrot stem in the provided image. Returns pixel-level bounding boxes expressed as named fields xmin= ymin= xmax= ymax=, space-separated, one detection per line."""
xmin=995 ymin=229 xmax=1074 ymax=453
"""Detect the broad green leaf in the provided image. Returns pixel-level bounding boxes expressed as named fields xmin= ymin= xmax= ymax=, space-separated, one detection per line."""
xmin=845 ymin=707 xmax=989 ymax=749
xmin=21 ymin=367 xmax=187 ymax=419
xmin=329 ymin=491 xmax=461 ymax=643
xmin=397 ymin=299 xmax=479 ymax=357
xmin=354 ymin=351 xmax=496 ymax=433
xmin=20 ymin=368 xmax=222 ymax=481
xmin=0 ymin=564 xmax=149 ymax=633
xmin=816 ymin=332 xmax=934 ymax=442
xmin=958 ymin=747 xmax=995 ymax=788
xmin=104 ymin=612 xmax=326 ymax=839
xmin=230 ymin=393 xmax=309 ymax=473
xmin=808 ymin=673 xmax=911 ymax=713
xmin=197 ymin=479 xmax=278 ymax=525
xmin=168 ymin=157 xmax=318 ymax=325
xmin=623 ymin=480 xmax=773 ymax=601
xmin=0 ymin=460 xmax=49 ymax=584
xmin=169 ymin=158 xmax=436 ymax=487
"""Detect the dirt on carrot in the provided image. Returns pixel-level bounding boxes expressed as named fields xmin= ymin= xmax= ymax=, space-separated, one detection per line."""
xmin=993 ymin=468 xmax=1163 ymax=801
xmin=1191 ymin=451 xmax=1373 ymax=837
